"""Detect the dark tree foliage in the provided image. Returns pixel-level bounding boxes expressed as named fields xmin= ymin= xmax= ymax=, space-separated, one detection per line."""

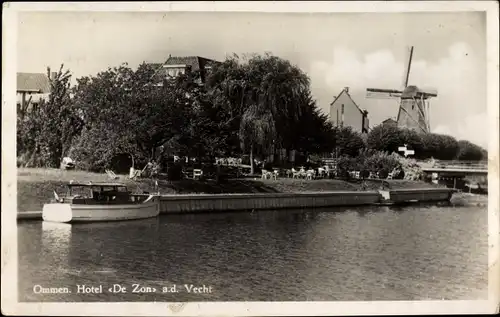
xmin=206 ymin=53 xmax=322 ymax=173
xmin=17 ymin=55 xmax=487 ymax=172
xmin=366 ymin=124 xmax=405 ymax=153
xmin=420 ymin=133 xmax=459 ymax=160
xmin=17 ymin=65 xmax=83 ymax=168
xmin=70 ymin=63 xmax=192 ymax=171
xmin=455 ymin=140 xmax=487 ymax=161
xmin=366 ymin=123 xmax=483 ymax=161
xmin=333 ymin=126 xmax=365 ymax=157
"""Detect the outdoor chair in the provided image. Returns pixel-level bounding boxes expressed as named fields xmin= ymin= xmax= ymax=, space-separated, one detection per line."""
xmin=306 ymin=169 xmax=315 ymax=180
xmin=298 ymin=168 xmax=307 ymax=179
xmin=324 ymin=166 xmax=331 ymax=178
xmin=291 ymin=168 xmax=301 ymax=179
xmin=105 ymin=169 xmax=119 ymax=180
xmin=129 ymin=167 xmax=141 ymax=180
xmin=193 ymin=169 xmax=203 ymax=180
xmin=354 ymin=171 xmax=360 ymax=179
xmin=272 ymin=169 xmax=279 ymax=180
xmin=261 ymin=169 xmax=273 ymax=180
xmin=317 ymin=167 xmax=325 ymax=178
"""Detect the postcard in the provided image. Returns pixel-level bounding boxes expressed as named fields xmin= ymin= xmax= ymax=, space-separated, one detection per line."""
xmin=2 ymin=1 xmax=499 ymax=316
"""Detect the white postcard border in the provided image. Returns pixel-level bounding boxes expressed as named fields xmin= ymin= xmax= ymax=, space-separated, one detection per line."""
xmin=2 ymin=1 xmax=499 ymax=316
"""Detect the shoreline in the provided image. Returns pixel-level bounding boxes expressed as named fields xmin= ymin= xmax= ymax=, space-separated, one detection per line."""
xmin=15 ymin=168 xmax=486 ymax=219
xmin=17 ymin=167 xmax=447 ymax=213
xmin=16 ymin=191 xmax=486 ymax=221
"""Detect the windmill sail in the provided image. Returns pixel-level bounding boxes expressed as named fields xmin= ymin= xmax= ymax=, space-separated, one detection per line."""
xmin=365 ymin=88 xmax=402 ymax=99
xmin=402 ymin=46 xmax=414 ymax=89
xmin=366 ymin=46 xmax=438 ymax=133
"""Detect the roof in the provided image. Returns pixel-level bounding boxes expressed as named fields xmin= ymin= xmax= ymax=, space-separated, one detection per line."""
xmin=148 ymin=56 xmax=220 ymax=73
xmin=330 ymin=88 xmax=368 ymax=115
xmin=17 ymin=73 xmax=50 ymax=93
xmin=147 ymin=55 xmax=221 ymax=83
xmin=382 ymin=118 xmax=397 ymax=124
xmin=164 ymin=56 xmax=220 ymax=71
xmin=147 ymin=63 xmax=163 ymax=69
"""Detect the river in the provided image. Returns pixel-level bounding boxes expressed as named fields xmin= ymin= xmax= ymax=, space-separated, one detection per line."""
xmin=18 ymin=201 xmax=488 ymax=302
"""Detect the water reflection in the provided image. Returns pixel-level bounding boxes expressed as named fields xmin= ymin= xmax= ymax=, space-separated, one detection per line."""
xmin=18 ymin=204 xmax=488 ymax=302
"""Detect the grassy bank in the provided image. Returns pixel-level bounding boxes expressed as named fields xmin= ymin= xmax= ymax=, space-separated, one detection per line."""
xmin=17 ymin=168 xmax=444 ymax=212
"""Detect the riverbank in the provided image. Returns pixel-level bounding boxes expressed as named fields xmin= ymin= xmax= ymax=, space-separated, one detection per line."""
xmin=449 ymin=192 xmax=489 ymax=207
xmin=18 ymin=168 xmax=447 ymax=212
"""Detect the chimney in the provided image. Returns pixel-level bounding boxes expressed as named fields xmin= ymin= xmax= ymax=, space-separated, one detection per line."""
xmin=344 ymin=87 xmax=349 ymax=93
xmin=47 ymin=67 xmax=57 ymax=80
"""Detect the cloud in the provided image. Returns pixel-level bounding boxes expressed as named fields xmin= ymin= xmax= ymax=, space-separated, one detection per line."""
xmin=433 ymin=112 xmax=489 ymax=149
xmin=309 ymin=43 xmax=487 ymax=147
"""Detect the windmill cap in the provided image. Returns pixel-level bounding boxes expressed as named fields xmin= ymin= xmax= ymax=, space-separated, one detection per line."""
xmin=401 ymin=85 xmax=437 ymax=99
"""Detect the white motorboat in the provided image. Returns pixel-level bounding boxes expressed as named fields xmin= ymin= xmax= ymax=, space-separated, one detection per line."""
xmin=42 ymin=182 xmax=160 ymax=223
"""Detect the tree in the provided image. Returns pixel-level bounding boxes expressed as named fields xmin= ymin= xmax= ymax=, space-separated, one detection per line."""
xmin=291 ymin=93 xmax=335 ymax=157
xmin=71 ymin=63 xmax=191 ymax=171
xmin=367 ymin=124 xmax=462 ymax=160
xmin=399 ymin=128 xmax=424 ymax=158
xmin=175 ymin=70 xmax=238 ymax=161
xmin=367 ymin=124 xmax=405 ymax=153
xmin=17 ymin=65 xmax=82 ymax=168
xmin=334 ymin=126 xmax=365 ymax=157
xmin=420 ymin=133 xmax=459 ymax=160
xmin=455 ymin=140 xmax=486 ymax=161
xmin=207 ymin=53 xmax=311 ymax=174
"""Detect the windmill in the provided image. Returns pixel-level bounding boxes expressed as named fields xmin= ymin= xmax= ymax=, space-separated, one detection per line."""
xmin=366 ymin=46 xmax=438 ymax=133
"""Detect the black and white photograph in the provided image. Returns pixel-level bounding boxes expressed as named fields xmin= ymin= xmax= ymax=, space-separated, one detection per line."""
xmin=2 ymin=1 xmax=499 ymax=316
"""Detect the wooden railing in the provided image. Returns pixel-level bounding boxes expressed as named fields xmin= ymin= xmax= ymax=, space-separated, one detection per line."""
xmin=431 ymin=160 xmax=488 ymax=170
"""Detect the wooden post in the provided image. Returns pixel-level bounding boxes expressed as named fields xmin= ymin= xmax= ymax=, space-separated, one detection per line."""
xmin=21 ymin=92 xmax=26 ymax=110
xmin=453 ymin=177 xmax=456 ymax=189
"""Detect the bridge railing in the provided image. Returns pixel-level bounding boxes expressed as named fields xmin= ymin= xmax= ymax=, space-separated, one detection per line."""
xmin=423 ymin=160 xmax=488 ymax=170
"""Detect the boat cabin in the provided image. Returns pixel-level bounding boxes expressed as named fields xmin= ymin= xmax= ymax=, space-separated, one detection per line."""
xmin=57 ymin=182 xmax=147 ymax=204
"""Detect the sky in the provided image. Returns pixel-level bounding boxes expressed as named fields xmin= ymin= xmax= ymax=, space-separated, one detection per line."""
xmin=17 ymin=11 xmax=488 ymax=148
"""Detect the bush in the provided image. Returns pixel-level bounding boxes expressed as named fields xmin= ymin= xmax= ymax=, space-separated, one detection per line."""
xmin=393 ymin=168 xmax=405 ymax=179
xmin=167 ymin=164 xmax=183 ymax=181
xmin=336 ymin=155 xmax=356 ymax=178
xmin=359 ymin=149 xmax=400 ymax=174
xmin=366 ymin=124 xmax=484 ymax=161
xmin=455 ymin=140 xmax=486 ymax=161
xmin=367 ymin=124 xmax=404 ymax=153
xmin=335 ymin=126 xmax=365 ymax=157
xmin=378 ymin=168 xmax=389 ymax=179
xmin=420 ymin=133 xmax=459 ymax=160
xmin=360 ymin=170 xmax=370 ymax=179
xmin=397 ymin=156 xmax=423 ymax=180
